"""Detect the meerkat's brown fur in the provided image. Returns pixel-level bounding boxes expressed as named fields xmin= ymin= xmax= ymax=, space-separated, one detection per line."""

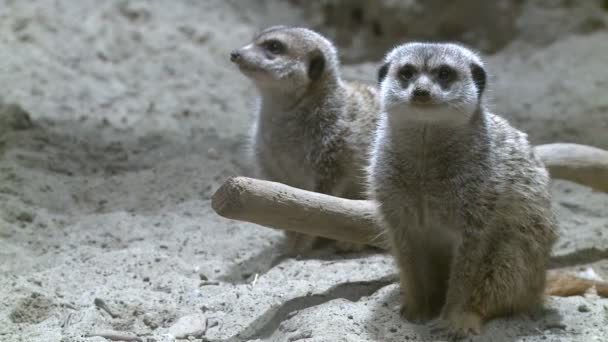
xmin=368 ymin=42 xmax=558 ymax=339
xmin=230 ymin=26 xmax=379 ymax=253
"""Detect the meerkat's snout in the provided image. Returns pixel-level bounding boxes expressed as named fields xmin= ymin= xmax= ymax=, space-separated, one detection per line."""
xmin=229 ymin=46 xmax=249 ymax=69
xmin=410 ymin=86 xmax=432 ymax=105
xmin=400 ymin=66 xmax=454 ymax=107
xmin=406 ymin=74 xmax=434 ymax=105
xmin=411 ymin=88 xmax=431 ymax=100
xmin=232 ymin=27 xmax=334 ymax=91
xmin=229 ymin=46 xmax=258 ymax=70
xmin=229 ymin=50 xmax=241 ymax=63
xmin=229 ymin=43 xmax=285 ymax=87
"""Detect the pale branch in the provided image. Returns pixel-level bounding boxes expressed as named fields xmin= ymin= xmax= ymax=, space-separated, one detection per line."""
xmin=211 ymin=176 xmax=385 ymax=248
xmin=535 ymin=143 xmax=608 ymax=192
xmin=545 ymin=271 xmax=608 ymax=297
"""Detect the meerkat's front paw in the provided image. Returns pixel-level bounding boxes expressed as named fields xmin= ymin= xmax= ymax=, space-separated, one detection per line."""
xmin=429 ymin=311 xmax=482 ymax=340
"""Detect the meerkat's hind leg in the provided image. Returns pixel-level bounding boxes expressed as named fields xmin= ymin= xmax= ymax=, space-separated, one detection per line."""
xmin=395 ymin=250 xmax=427 ymax=322
xmin=431 ymin=230 xmax=489 ymax=338
xmin=395 ymin=238 xmax=450 ymax=323
xmin=467 ymin=235 xmax=548 ymax=318
xmin=439 ymin=230 xmax=548 ymax=338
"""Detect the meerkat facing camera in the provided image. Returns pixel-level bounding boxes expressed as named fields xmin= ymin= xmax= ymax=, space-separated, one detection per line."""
xmin=230 ymin=26 xmax=379 ymax=253
xmin=368 ymin=42 xmax=558 ymax=339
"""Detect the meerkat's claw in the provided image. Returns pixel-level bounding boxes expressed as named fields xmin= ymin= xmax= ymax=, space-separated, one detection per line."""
xmin=428 ymin=319 xmax=469 ymax=341
xmin=427 ymin=318 xmax=450 ymax=334
xmin=438 ymin=312 xmax=482 ymax=340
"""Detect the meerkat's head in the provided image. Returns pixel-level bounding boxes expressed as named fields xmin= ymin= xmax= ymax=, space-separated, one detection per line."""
xmin=377 ymin=42 xmax=486 ymax=124
xmin=230 ymin=26 xmax=339 ymax=93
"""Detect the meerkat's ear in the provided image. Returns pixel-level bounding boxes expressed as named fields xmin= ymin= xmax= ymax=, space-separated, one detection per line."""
xmin=308 ymin=52 xmax=325 ymax=81
xmin=470 ymin=63 xmax=486 ymax=97
xmin=378 ymin=62 xmax=390 ymax=84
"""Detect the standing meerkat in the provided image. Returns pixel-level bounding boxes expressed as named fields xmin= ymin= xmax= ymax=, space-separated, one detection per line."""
xmin=230 ymin=26 xmax=379 ymax=253
xmin=368 ymin=42 xmax=558 ymax=339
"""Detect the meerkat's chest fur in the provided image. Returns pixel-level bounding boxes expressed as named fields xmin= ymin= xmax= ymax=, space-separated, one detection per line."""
xmin=253 ymin=98 xmax=348 ymax=191
xmin=372 ymin=116 xmax=495 ymax=235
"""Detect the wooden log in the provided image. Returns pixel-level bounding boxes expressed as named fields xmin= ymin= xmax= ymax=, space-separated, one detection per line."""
xmin=536 ymin=143 xmax=608 ymax=192
xmin=211 ymin=176 xmax=386 ymax=248
xmin=545 ymin=271 xmax=608 ymax=297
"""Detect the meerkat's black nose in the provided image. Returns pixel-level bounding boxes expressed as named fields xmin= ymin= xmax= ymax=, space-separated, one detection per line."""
xmin=230 ymin=51 xmax=241 ymax=62
xmin=412 ymin=88 xmax=430 ymax=99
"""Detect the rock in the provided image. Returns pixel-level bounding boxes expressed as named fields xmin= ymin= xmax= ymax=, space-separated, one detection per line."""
xmin=488 ymin=32 xmax=608 ymax=149
xmin=9 ymin=292 xmax=53 ymax=324
xmin=293 ymin=0 xmax=607 ymax=65
xmin=0 ymin=100 xmax=34 ymax=135
xmin=550 ymin=180 xmax=608 ymax=266
xmin=294 ymin=0 xmax=522 ymax=63
xmin=15 ymin=211 xmax=35 ymax=223
xmin=167 ymin=313 xmax=207 ymax=339
xmin=207 ymin=147 xmax=220 ymax=160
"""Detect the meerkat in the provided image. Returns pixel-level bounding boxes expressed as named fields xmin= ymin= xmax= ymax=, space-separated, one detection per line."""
xmin=230 ymin=26 xmax=379 ymax=253
xmin=368 ymin=42 xmax=558 ymax=339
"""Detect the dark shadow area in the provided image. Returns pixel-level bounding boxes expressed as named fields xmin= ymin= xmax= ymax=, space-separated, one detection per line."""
xmin=232 ymin=275 xmax=396 ymax=341
xmin=291 ymin=0 xmax=524 ymax=64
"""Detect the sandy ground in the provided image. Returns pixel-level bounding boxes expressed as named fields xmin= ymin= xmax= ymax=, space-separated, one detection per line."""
xmin=0 ymin=1 xmax=607 ymax=341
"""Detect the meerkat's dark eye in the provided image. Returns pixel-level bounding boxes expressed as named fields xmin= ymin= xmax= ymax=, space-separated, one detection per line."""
xmin=399 ymin=65 xmax=416 ymax=81
xmin=437 ymin=65 xmax=455 ymax=81
xmin=263 ymin=39 xmax=286 ymax=54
